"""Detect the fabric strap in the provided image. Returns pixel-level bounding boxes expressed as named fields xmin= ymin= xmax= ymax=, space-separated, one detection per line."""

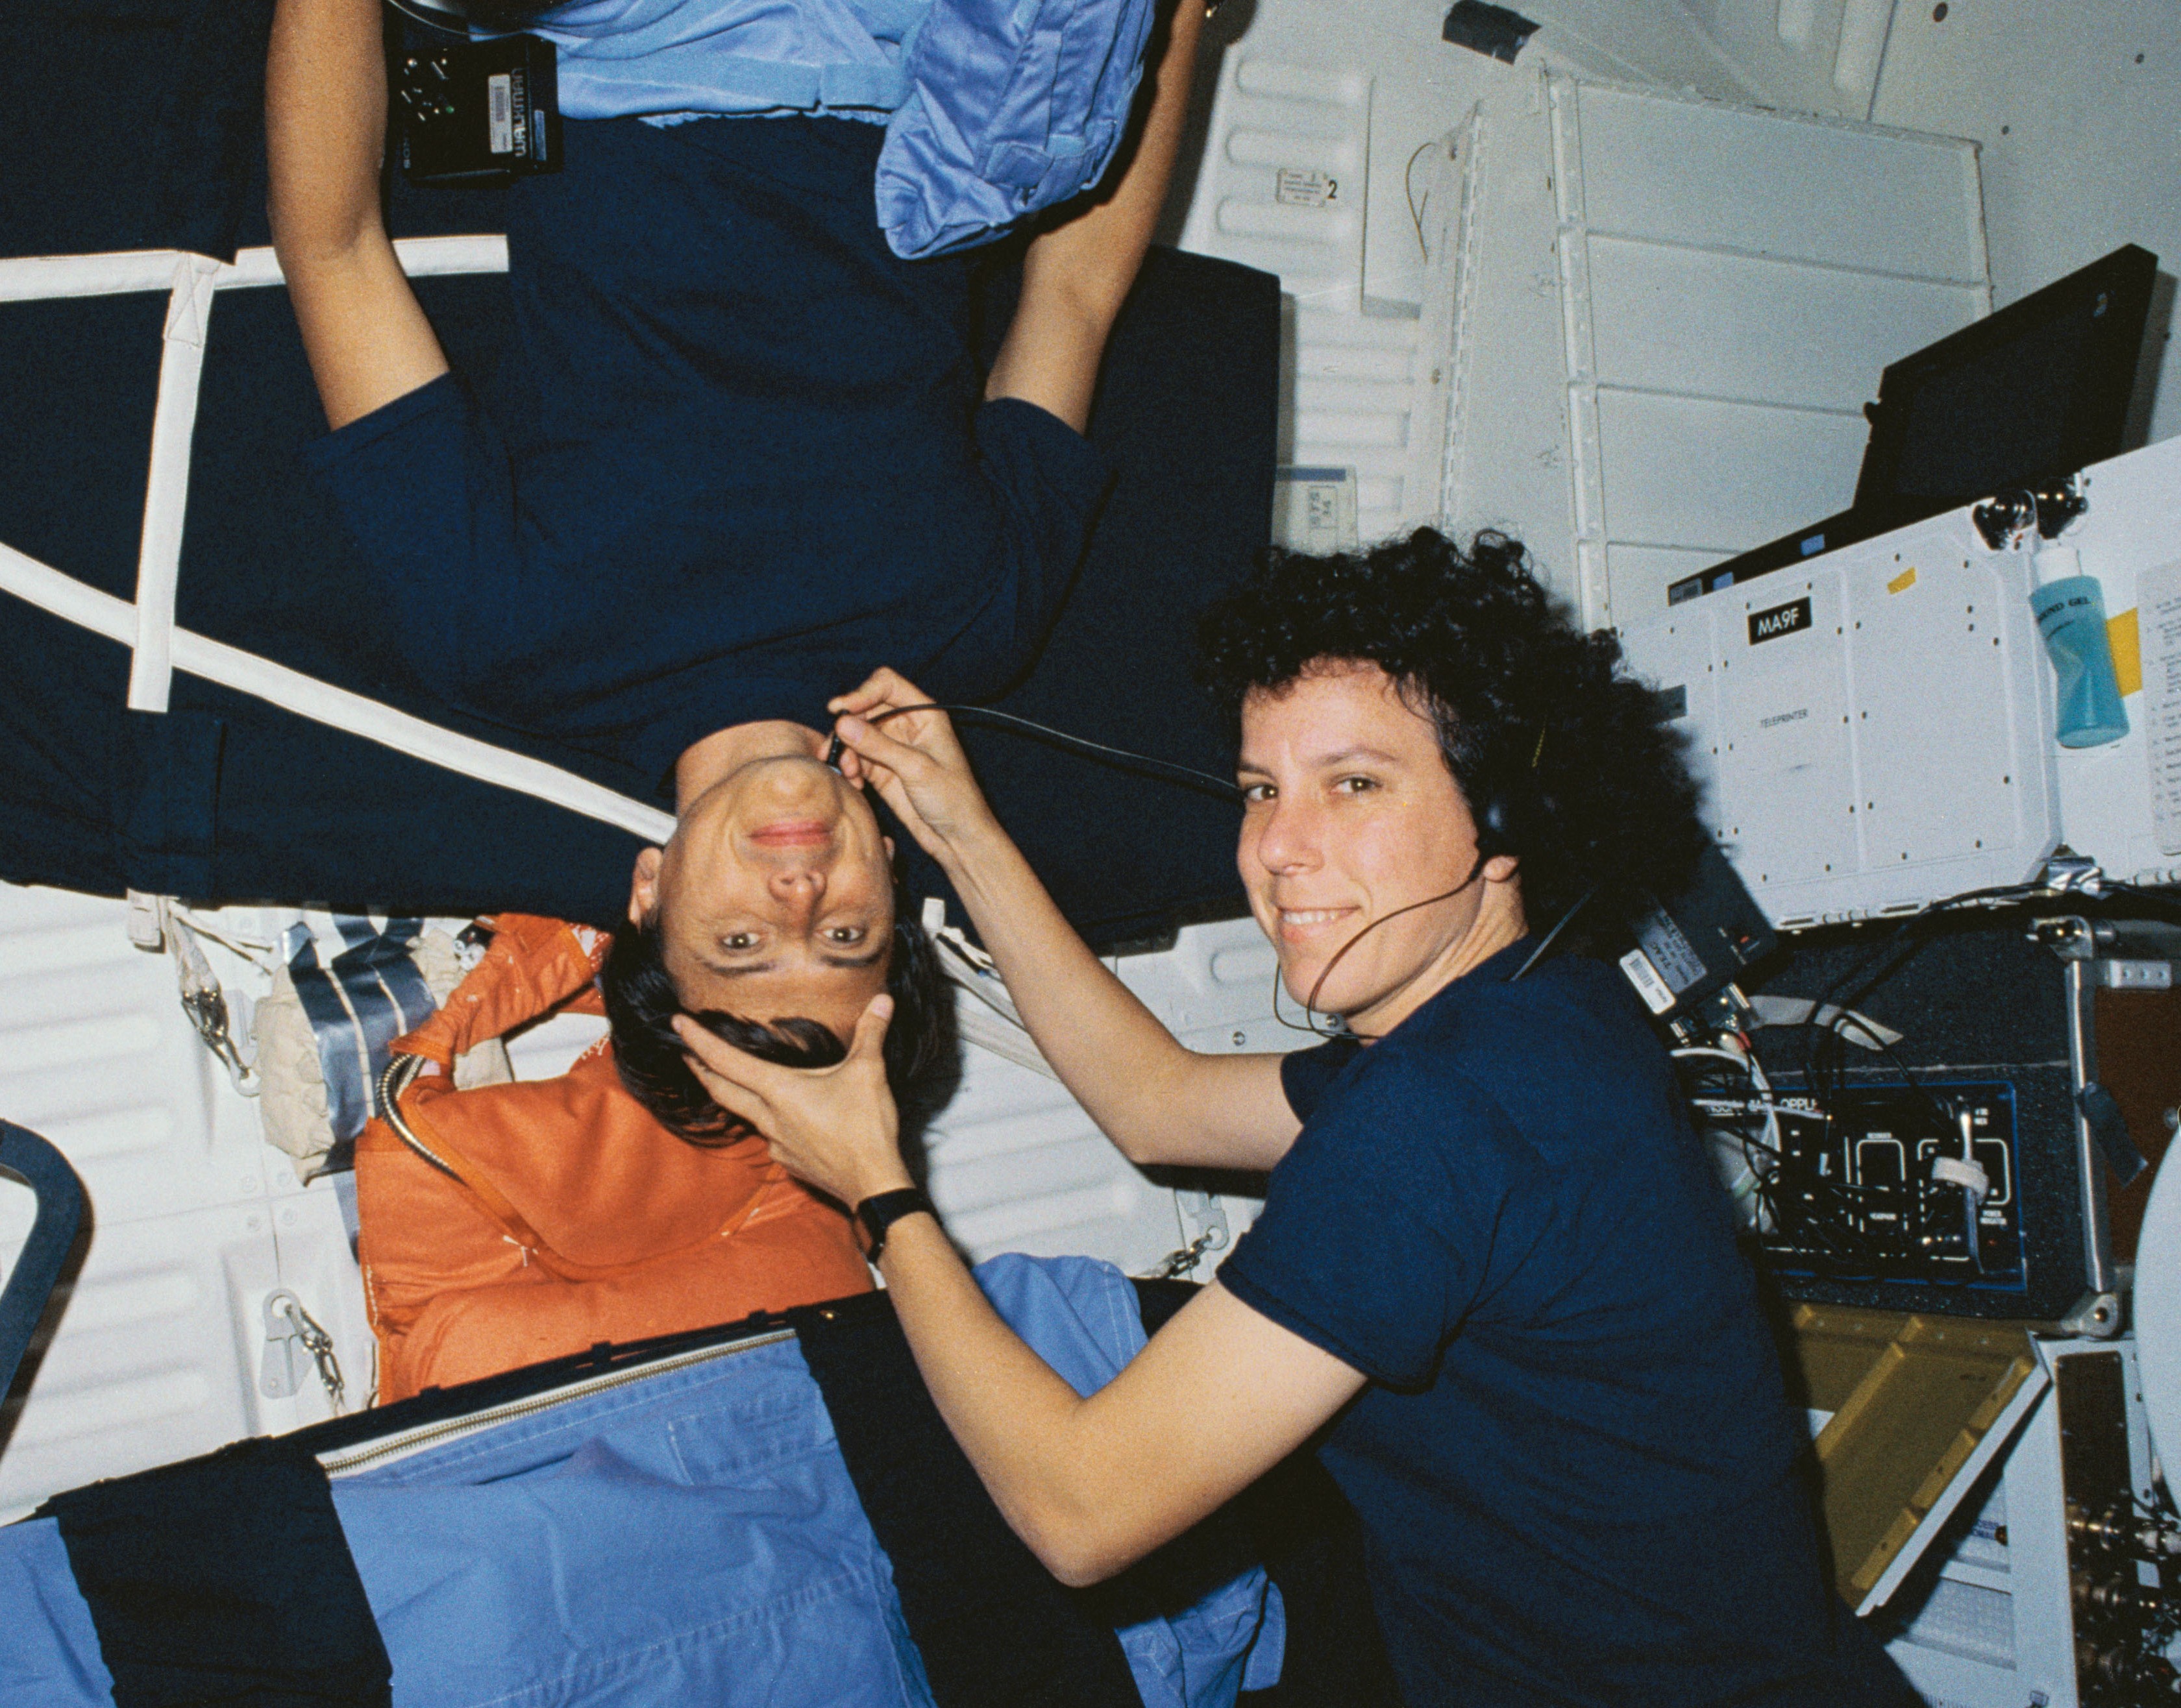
xmin=37 ymin=1435 xmax=391 ymax=1708
xmin=793 ymin=1290 xmax=1145 ymax=1707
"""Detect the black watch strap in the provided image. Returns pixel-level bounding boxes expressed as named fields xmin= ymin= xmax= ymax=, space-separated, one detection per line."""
xmin=855 ymin=1187 xmax=933 ymax=1263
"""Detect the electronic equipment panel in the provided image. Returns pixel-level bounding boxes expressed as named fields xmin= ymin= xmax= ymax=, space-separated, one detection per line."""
xmin=1680 ymin=923 xmax=2112 ymax=1326
xmin=1694 ymin=1079 xmax=2028 ymax=1297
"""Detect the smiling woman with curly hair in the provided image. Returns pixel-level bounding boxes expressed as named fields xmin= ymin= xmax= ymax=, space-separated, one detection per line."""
xmin=1196 ymin=527 xmax=1710 ymax=942
xmin=665 ymin=532 xmax=1920 ymax=1708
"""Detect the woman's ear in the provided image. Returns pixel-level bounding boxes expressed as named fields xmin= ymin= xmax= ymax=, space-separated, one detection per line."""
xmin=628 ymin=846 xmax=664 ymax=927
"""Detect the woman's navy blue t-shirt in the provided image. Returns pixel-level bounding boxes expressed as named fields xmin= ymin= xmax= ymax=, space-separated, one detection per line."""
xmin=304 ymin=114 xmax=1112 ymax=798
xmin=1218 ymin=941 xmax=1919 ymax=1707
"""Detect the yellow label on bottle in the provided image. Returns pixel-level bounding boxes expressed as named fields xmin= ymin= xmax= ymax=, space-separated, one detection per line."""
xmin=2110 ymin=607 xmax=2142 ymax=696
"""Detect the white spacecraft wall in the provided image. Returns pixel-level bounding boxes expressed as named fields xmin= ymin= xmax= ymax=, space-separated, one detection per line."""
xmin=1542 ymin=78 xmax=1988 ymax=628
xmin=0 ymin=893 xmax=369 ymax=1523
xmin=1618 ymin=432 xmax=2181 ymax=930
xmin=1166 ymin=0 xmax=1993 ymax=624
xmin=1513 ymin=0 xmax=1904 ymax=123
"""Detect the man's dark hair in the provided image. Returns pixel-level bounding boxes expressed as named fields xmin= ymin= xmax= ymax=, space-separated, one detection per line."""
xmin=600 ymin=887 xmax=960 ymax=1154
xmin=1196 ymin=527 xmax=1707 ymax=931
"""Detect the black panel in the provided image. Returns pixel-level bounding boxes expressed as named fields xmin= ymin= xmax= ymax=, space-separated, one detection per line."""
xmin=1742 ymin=921 xmax=2093 ymax=1322
xmin=0 ymin=295 xmax=167 ymax=600
xmin=1667 ymin=245 xmax=2160 ymax=607
xmin=1856 ymin=246 xmax=2158 ymax=526
xmin=931 ymin=246 xmax=1277 ymax=948
xmin=4 ymin=0 xmax=276 ymax=262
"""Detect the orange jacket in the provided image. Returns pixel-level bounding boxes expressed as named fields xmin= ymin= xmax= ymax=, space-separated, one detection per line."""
xmin=356 ymin=913 xmax=871 ymax=1404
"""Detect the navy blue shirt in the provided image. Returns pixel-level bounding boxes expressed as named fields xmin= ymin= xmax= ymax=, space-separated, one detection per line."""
xmin=306 ymin=115 xmax=1112 ymax=796
xmin=1219 ymin=942 xmax=1917 ymax=1707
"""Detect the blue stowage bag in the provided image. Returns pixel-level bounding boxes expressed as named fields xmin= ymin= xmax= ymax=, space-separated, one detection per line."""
xmin=876 ymin=0 xmax=1160 ymax=258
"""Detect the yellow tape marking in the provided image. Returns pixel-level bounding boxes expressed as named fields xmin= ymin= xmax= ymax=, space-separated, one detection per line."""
xmin=2111 ymin=607 xmax=2142 ymax=697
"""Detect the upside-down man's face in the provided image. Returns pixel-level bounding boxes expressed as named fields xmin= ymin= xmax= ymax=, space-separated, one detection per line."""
xmin=630 ymin=752 xmax=894 ymax=1043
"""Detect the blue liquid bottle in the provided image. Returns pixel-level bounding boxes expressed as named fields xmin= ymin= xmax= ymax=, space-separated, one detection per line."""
xmin=2028 ymin=545 xmax=2129 ymax=749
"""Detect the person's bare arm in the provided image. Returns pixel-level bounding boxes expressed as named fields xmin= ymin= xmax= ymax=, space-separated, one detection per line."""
xmin=878 ymin=1221 xmax=1359 ymax=1583
xmin=982 ymin=0 xmax=1203 ymax=433
xmin=267 ymin=0 xmax=449 ymax=430
xmin=832 ymin=670 xmax=1301 ymax=1173
xmin=676 ymin=999 xmax=1364 ymax=1585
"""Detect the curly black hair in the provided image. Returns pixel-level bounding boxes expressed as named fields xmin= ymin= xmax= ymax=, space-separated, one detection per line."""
xmin=1196 ymin=528 xmax=1707 ymax=931
xmin=599 ymin=892 xmax=960 ymax=1154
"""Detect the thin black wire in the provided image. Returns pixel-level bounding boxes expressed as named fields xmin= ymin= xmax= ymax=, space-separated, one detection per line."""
xmin=1793 ymin=879 xmax=2055 ymax=1113
xmin=1269 ymin=860 xmax=1592 ymax=1042
xmin=1512 ymin=887 xmax=1594 ymax=981
xmin=384 ymin=0 xmax=473 ymax=34
xmin=1270 ymin=851 xmax=1490 ymax=1041
xmin=836 ymin=702 xmax=1595 ymax=1038
xmin=831 ymin=703 xmax=1242 ymax=801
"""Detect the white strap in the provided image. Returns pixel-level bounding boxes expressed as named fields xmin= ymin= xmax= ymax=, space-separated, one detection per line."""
xmin=0 ymin=538 xmax=676 ymax=845
xmin=129 ymin=253 xmax=225 ymax=712
xmin=0 ymin=237 xmax=510 ymax=304
xmin=3 ymin=234 xmax=672 ymax=844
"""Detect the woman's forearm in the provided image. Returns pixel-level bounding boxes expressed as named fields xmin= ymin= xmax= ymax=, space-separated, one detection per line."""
xmin=875 ymin=1212 xmax=1123 ymax=1582
xmin=874 ymin=1213 xmax=1361 ymax=1587
xmin=267 ymin=0 xmax=396 ymax=262
xmin=1021 ymin=0 xmax=1203 ymax=324
xmin=935 ymin=818 xmax=1297 ymax=1171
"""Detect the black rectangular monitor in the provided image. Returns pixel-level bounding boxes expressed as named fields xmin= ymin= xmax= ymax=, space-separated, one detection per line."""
xmin=1854 ymin=243 xmax=2157 ymax=527
xmin=1666 ymin=244 xmax=2158 ymax=607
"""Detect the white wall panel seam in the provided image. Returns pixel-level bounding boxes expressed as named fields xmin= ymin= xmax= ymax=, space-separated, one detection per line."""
xmin=1548 ymin=78 xmax=1610 ymax=628
xmin=1569 ymin=71 xmax=1988 ymax=152
xmin=1433 ymin=107 xmax=1487 ymax=529
xmin=1567 ymin=225 xmax=1988 ymax=290
xmin=1593 ymin=380 xmax=1868 ymax=419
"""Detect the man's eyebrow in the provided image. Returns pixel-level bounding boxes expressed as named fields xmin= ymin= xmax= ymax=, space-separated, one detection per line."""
xmin=699 ymin=943 xmax=888 ymax=977
xmin=700 ymin=959 xmax=779 ymax=979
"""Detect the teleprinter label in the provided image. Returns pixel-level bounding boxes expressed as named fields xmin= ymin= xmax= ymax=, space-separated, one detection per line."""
xmin=1748 ymin=596 xmax=1813 ymax=646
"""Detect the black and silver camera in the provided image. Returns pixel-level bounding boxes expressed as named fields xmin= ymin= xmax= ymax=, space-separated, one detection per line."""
xmin=393 ymin=20 xmax=561 ymax=188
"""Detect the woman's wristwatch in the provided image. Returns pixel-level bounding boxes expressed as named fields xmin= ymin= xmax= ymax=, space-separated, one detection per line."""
xmin=854 ymin=1187 xmax=935 ymax=1263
